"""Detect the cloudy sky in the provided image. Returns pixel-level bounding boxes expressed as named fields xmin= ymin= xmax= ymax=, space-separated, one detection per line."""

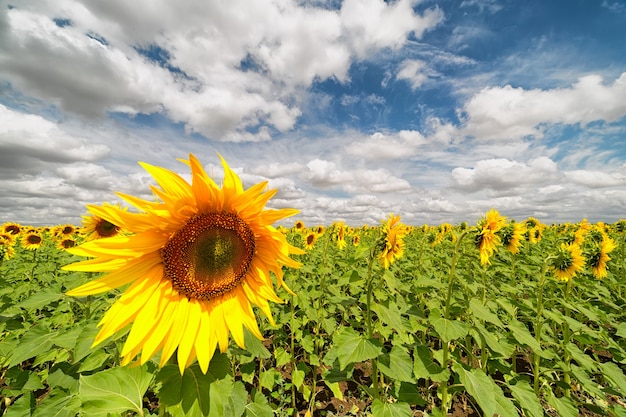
xmin=1 ymin=0 xmax=626 ymax=227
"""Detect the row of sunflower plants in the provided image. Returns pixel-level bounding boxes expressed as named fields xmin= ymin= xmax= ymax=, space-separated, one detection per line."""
xmin=0 ymin=215 xmax=625 ymax=416
xmin=1 ymin=155 xmax=626 ymax=417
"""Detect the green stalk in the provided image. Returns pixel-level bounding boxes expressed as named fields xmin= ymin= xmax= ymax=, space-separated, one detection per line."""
xmin=365 ymin=247 xmax=380 ymax=400
xmin=533 ymin=259 xmax=549 ymax=396
xmin=561 ymin=279 xmax=573 ymax=397
xmin=440 ymin=230 xmax=469 ymax=415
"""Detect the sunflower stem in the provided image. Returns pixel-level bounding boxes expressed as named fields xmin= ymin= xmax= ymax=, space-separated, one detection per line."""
xmin=365 ymin=246 xmax=380 ymax=400
xmin=561 ymin=279 xmax=573 ymax=398
xmin=533 ymin=258 xmax=549 ymax=396
xmin=440 ymin=229 xmax=469 ymax=415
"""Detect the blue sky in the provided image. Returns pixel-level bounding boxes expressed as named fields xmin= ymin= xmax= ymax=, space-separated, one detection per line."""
xmin=1 ymin=0 xmax=625 ymax=226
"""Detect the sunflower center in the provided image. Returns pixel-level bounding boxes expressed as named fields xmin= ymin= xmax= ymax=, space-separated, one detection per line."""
xmin=162 ymin=212 xmax=255 ymax=301
xmin=96 ymin=219 xmax=120 ymax=237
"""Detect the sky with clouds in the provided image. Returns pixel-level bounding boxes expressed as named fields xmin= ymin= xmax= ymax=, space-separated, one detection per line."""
xmin=1 ymin=0 xmax=626 ymax=227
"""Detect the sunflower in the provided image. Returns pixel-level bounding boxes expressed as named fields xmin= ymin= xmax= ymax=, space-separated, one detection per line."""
xmin=303 ymin=232 xmax=317 ymax=250
xmin=314 ymin=225 xmax=325 ymax=236
xmin=64 ymin=154 xmax=303 ymax=374
xmin=82 ymin=203 xmax=125 ymax=240
xmin=475 ymin=209 xmax=507 ymax=265
xmin=21 ymin=231 xmax=44 ymax=250
xmin=54 ymin=224 xmax=77 ymax=237
xmin=293 ymin=220 xmax=306 ymax=233
xmin=498 ymin=221 xmax=525 ymax=254
xmin=56 ymin=238 xmax=77 ymax=251
xmin=549 ymin=243 xmax=585 ymax=282
xmin=378 ymin=214 xmax=407 ymax=269
xmin=0 ymin=236 xmax=16 ymax=260
xmin=586 ymin=237 xmax=617 ymax=279
xmin=2 ymin=222 xmax=22 ymax=236
xmin=334 ymin=222 xmax=347 ymax=250
xmin=352 ymin=234 xmax=360 ymax=246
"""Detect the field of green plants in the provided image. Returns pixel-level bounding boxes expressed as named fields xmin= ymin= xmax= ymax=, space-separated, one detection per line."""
xmin=1 ymin=218 xmax=626 ymax=417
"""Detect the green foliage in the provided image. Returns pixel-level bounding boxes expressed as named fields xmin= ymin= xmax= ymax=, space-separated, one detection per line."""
xmin=1 ymin=221 xmax=626 ymax=416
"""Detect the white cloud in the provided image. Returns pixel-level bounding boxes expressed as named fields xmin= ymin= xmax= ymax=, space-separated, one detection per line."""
xmin=396 ymin=59 xmax=429 ymax=89
xmin=0 ymin=0 xmax=443 ymax=142
xmin=451 ymin=157 xmax=561 ymax=192
xmin=461 ymin=73 xmax=626 ymax=141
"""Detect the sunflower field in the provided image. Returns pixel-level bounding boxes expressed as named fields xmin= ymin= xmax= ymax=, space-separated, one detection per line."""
xmin=1 ymin=159 xmax=626 ymax=417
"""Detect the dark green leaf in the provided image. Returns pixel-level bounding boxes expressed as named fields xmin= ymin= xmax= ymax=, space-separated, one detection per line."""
xmin=453 ymin=363 xmax=518 ymax=417
xmin=370 ymin=399 xmax=412 ymax=417
xmin=78 ymin=365 xmax=153 ymax=417
xmin=329 ymin=327 xmax=381 ymax=370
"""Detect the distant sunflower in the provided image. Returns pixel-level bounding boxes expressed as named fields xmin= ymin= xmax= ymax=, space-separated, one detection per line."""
xmin=55 ymin=224 xmax=77 ymax=237
xmin=378 ymin=214 xmax=407 ymax=269
xmin=0 ymin=236 xmax=15 ymax=260
xmin=549 ymin=243 xmax=585 ymax=282
xmin=294 ymin=220 xmax=306 ymax=233
xmin=56 ymin=238 xmax=77 ymax=251
xmin=352 ymin=234 xmax=360 ymax=246
xmin=21 ymin=231 xmax=43 ymax=250
xmin=498 ymin=221 xmax=525 ymax=254
xmin=475 ymin=209 xmax=507 ymax=265
xmin=303 ymin=232 xmax=317 ymax=250
xmin=64 ymin=154 xmax=303 ymax=374
xmin=586 ymin=237 xmax=617 ymax=279
xmin=335 ymin=222 xmax=347 ymax=250
xmin=82 ymin=203 xmax=125 ymax=240
xmin=314 ymin=225 xmax=325 ymax=236
xmin=2 ymin=222 xmax=22 ymax=236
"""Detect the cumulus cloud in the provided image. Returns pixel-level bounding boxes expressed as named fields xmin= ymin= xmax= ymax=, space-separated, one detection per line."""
xmin=302 ymin=158 xmax=411 ymax=194
xmin=451 ymin=157 xmax=562 ymax=193
xmin=0 ymin=0 xmax=443 ymax=142
xmin=461 ymin=73 xmax=626 ymax=141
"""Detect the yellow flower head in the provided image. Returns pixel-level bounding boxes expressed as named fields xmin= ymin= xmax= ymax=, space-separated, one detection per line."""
xmin=475 ymin=209 xmax=507 ymax=265
xmin=56 ymin=238 xmax=77 ymax=251
xmin=64 ymin=154 xmax=303 ymax=374
xmin=498 ymin=221 xmax=525 ymax=255
xmin=303 ymin=232 xmax=317 ymax=250
xmin=334 ymin=222 xmax=347 ymax=250
xmin=293 ymin=220 xmax=306 ymax=233
xmin=21 ymin=231 xmax=44 ymax=250
xmin=82 ymin=203 xmax=126 ymax=240
xmin=586 ymin=237 xmax=617 ymax=279
xmin=1 ymin=222 xmax=22 ymax=236
xmin=549 ymin=242 xmax=585 ymax=282
xmin=378 ymin=214 xmax=407 ymax=269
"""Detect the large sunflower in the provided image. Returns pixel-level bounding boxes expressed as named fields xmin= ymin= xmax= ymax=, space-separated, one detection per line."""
xmin=64 ymin=154 xmax=303 ymax=374
xmin=475 ymin=209 xmax=507 ymax=265
xmin=378 ymin=214 xmax=407 ymax=269
xmin=549 ymin=242 xmax=585 ymax=282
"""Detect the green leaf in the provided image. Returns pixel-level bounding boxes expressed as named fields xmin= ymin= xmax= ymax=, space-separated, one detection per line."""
xmin=571 ymin=365 xmax=606 ymax=401
xmin=507 ymin=320 xmax=543 ymax=355
xmin=330 ymin=327 xmax=381 ymax=370
xmin=599 ymin=362 xmax=626 ymax=395
xmin=157 ymin=354 xmax=241 ymax=417
xmin=9 ymin=324 xmax=58 ymax=367
xmin=469 ymin=299 xmax=504 ymax=328
xmin=546 ymin=392 xmax=577 ymax=417
xmin=243 ymin=329 xmax=271 ymax=359
xmin=470 ymin=322 xmax=515 ymax=357
xmin=615 ymin=322 xmax=626 ymax=338
xmin=379 ymin=345 xmax=415 ymax=383
xmin=430 ymin=316 xmax=469 ymax=342
xmin=245 ymin=392 xmax=274 ymax=417
xmin=507 ymin=379 xmax=545 ymax=417
xmin=370 ymin=399 xmax=412 ymax=417
xmin=13 ymin=289 xmax=63 ymax=311
xmin=32 ymin=389 xmax=81 ymax=417
xmin=413 ymin=345 xmax=449 ymax=383
xmin=394 ymin=382 xmax=425 ymax=406
xmin=453 ymin=363 xmax=519 ymax=417
xmin=78 ymin=365 xmax=153 ymax=417
xmin=3 ymin=391 xmax=35 ymax=417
